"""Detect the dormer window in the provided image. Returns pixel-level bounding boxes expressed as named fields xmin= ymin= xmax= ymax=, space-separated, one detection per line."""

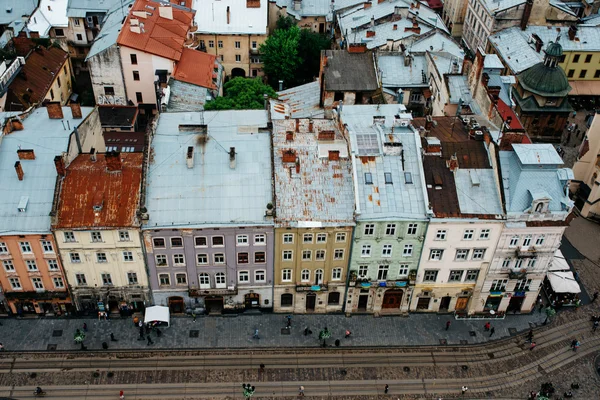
xmin=533 ymin=200 xmax=548 ymax=213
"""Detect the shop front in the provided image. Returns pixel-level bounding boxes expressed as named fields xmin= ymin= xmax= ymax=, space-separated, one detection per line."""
xmin=484 ymin=292 xmax=503 ymax=312
xmin=5 ymin=291 xmax=73 ymax=316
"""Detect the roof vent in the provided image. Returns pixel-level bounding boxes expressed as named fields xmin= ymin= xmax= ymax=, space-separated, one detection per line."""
xmin=186 ymin=146 xmax=194 ymax=169
xmin=470 ymin=170 xmax=480 ymax=186
xmin=229 ymin=147 xmax=236 ymax=169
xmin=17 ymin=196 xmax=28 ymax=212
xmin=93 ymin=192 xmax=103 ymax=213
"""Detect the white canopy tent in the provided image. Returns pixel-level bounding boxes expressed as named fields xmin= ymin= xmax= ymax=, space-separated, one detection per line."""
xmin=547 ymin=271 xmax=581 ymax=294
xmin=144 ymin=306 xmax=170 ymax=327
xmin=549 ymin=249 xmax=570 ymax=272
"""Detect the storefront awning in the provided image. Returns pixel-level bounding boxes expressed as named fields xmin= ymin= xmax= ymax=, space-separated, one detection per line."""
xmin=549 ymin=249 xmax=571 ymax=271
xmin=144 ymin=305 xmax=170 ymax=327
xmin=569 ymin=80 xmax=600 ymax=96
xmin=547 ymin=271 xmax=581 ymax=294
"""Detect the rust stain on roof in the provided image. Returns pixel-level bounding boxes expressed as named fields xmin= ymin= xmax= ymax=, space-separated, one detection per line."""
xmin=54 ymin=153 xmax=144 ymax=229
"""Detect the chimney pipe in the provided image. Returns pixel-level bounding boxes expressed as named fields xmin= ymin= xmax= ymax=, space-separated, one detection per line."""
xmin=186 ymin=146 xmax=194 ymax=169
xmin=227 ymin=6 xmax=230 ymax=24
xmin=46 ymin=102 xmax=63 ymax=119
xmin=105 ymin=151 xmax=122 ymax=172
xmin=520 ymin=0 xmax=533 ymax=31
xmin=54 ymin=155 xmax=66 ymax=177
xmin=308 ymin=119 xmax=314 ymax=132
xmin=90 ymin=147 xmax=97 ymax=162
xmin=69 ymin=102 xmax=82 ymax=119
xmin=446 ymin=154 xmax=459 ymax=172
xmin=14 ymin=161 xmax=24 ymax=180
xmin=229 ymin=147 xmax=236 ymax=169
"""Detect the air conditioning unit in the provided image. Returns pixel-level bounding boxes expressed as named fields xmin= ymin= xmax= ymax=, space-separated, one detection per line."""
xmin=400 ymin=121 xmax=409 ymax=127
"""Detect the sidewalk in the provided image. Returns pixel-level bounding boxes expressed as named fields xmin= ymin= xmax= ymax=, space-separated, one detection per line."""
xmin=0 ymin=311 xmax=546 ymax=352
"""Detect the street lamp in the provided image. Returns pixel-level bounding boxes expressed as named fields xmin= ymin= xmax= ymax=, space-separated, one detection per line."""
xmin=242 ymin=383 xmax=255 ymax=398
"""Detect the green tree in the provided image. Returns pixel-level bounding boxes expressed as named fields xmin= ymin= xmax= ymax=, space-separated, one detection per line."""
xmin=204 ymin=77 xmax=277 ymax=110
xmin=260 ymin=25 xmax=302 ymax=88
xmin=297 ymin=29 xmax=331 ymax=84
xmin=276 ymin=15 xmax=296 ymax=31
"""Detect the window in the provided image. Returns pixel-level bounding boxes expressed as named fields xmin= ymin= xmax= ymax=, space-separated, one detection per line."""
xmin=255 ymin=270 xmax=266 ymax=282
xmin=176 ymin=273 xmax=187 ymax=285
xmin=116 ymin=230 xmax=130 ymax=242
xmin=385 ymin=224 xmax=396 ymax=236
xmin=96 ymin=253 xmax=107 ymax=263
xmin=54 ymin=28 xmax=65 ymax=37
xmin=515 ymin=279 xmax=532 ymax=291
xmin=403 ymin=244 xmax=413 ymax=257
xmin=465 ymin=270 xmax=479 ymax=281
xmin=332 ymin=268 xmax=342 ymax=280
xmin=252 ymin=41 xmax=257 ymax=49
xmin=76 ymin=273 xmax=87 ymax=285
xmin=25 ymin=260 xmax=37 ymax=271
xmin=0 ymin=242 xmax=7 ymax=254
xmin=423 ymin=270 xmax=438 ymax=282
xmin=514 ymin=258 xmax=524 ymax=269
xmin=159 ymin=274 xmax=170 ymax=286
xmin=211 ymin=236 xmax=224 ymax=247
xmin=74 ymin=19 xmax=80 ymax=26
xmin=404 ymin=172 xmax=413 ymax=184
xmin=449 ymin=270 xmax=463 ymax=282
xmin=208 ymin=40 xmax=214 ymax=48
xmin=133 ymin=71 xmax=140 ymax=81
xmin=281 ymin=293 xmax=293 ymax=306
xmin=3 ymin=260 xmax=14 ymax=271
xmin=377 ymin=265 xmax=389 ymax=280
xmin=303 ymin=233 xmax=313 ymax=243
xmin=104 ymin=87 xmax=115 ymax=96
xmin=41 ymin=240 xmax=54 ymax=253
xmin=101 ymin=273 xmax=113 ymax=286
xmin=153 ymin=238 xmax=166 ymax=248
xmin=254 ymin=234 xmax=266 ymax=244
xmin=335 ymin=233 xmax=346 ymax=242
xmin=334 ymin=249 xmax=344 ymax=260
xmin=235 ymin=54 xmax=241 ymax=62
xmin=218 ymin=40 xmax=223 ymax=48
xmin=580 ymin=69 xmax=587 ymax=78
xmin=407 ymin=223 xmax=418 ymax=235
xmin=361 ymin=244 xmax=372 ymax=257
xmin=502 ymin=258 xmax=511 ymax=268
xmin=234 ymin=41 xmax=241 ymax=48
xmin=123 ymin=251 xmax=134 ymax=262
xmin=317 ymin=233 xmax=327 ymax=243
xmin=472 ymin=248 xmax=486 ymax=260
xmin=64 ymin=232 xmax=75 ymax=242
xmin=283 ymin=250 xmax=293 ymax=261
xmin=91 ymin=231 xmax=102 ymax=242
xmin=398 ymin=264 xmax=409 ymax=276
xmin=70 ymin=253 xmax=81 ymax=263
xmin=57 ymin=76 xmax=62 ymax=88
xmin=47 ymin=259 xmax=59 ymax=271
xmin=173 ymin=254 xmax=185 ymax=265
xmin=136 ymin=92 xmax=143 ymax=103
xmin=255 ymin=252 xmax=266 ymax=263
xmin=130 ymin=54 xmax=138 ymax=65
xmin=435 ymin=230 xmax=447 ymax=240
xmin=364 ymin=173 xmax=373 ymax=184
xmin=490 ymin=279 xmax=508 ymax=291
xmin=283 ymin=233 xmax=294 ymax=243
xmin=358 ymin=265 xmax=368 ymax=278
xmin=196 ymin=254 xmax=208 ymax=265
xmin=302 ymin=250 xmax=312 ymax=261
xmin=20 ymin=241 xmax=32 ymax=253
xmin=528 ymin=257 xmax=537 ymax=268
xmin=127 ymin=272 xmax=138 ymax=285
xmin=568 ymin=69 xmax=575 ymax=78
xmin=522 ymin=235 xmax=532 ymax=247
xmin=195 ymin=237 xmax=207 ymax=247
xmin=595 ymin=70 xmax=600 ymax=78
xmin=463 ymin=230 xmax=474 ymax=240
xmin=170 ymin=237 xmax=183 ymax=248
xmin=237 ymin=235 xmax=249 ymax=245
xmin=50 ymin=88 xmax=54 ymax=100
xmin=32 ymin=277 xmax=44 ymax=290
xmin=585 ymin=54 xmax=592 ymax=63
xmin=214 ymin=253 xmax=225 ymax=264
xmin=198 ymin=272 xmax=211 ymax=288
xmin=237 ymin=252 xmax=249 ymax=264
xmin=479 ymin=229 xmax=490 ymax=239
xmin=509 ymin=235 xmax=519 ymax=247
xmin=455 ymin=249 xmax=469 ymax=260
xmin=215 ymin=272 xmax=226 ymax=287
xmin=238 ymin=271 xmax=250 ymax=283
xmin=301 ymin=269 xmax=310 ymax=282
xmin=364 ymin=224 xmax=375 ymax=235
xmin=9 ymin=277 xmax=21 ymax=289
xmin=282 ymin=269 xmax=292 ymax=282
xmin=429 ymin=249 xmax=444 ymax=261
xmin=328 ymin=292 xmax=340 ymax=305
xmin=315 ymin=269 xmax=324 ymax=284
xmin=384 ymin=172 xmax=393 ymax=184
xmin=535 ymin=235 xmax=545 ymax=246
xmin=382 ymin=244 xmax=393 ymax=257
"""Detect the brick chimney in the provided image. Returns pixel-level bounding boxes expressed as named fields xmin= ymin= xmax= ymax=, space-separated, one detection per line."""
xmin=226 ymin=6 xmax=230 ymax=24
xmin=393 ymin=24 xmax=398 ymax=30
xmin=295 ymin=158 xmax=300 ymax=173
xmin=286 ymin=131 xmax=294 ymax=141
xmin=14 ymin=161 xmax=24 ymax=180
xmin=415 ymin=1 xmax=420 ymax=8
xmin=364 ymin=1 xmax=372 ymax=8
xmin=378 ymin=0 xmax=385 ymax=3
xmin=46 ymin=102 xmax=63 ymax=119
xmin=69 ymin=102 xmax=82 ymax=119
xmin=328 ymin=150 xmax=340 ymax=161
xmin=295 ymin=119 xmax=300 ymax=132
xmin=568 ymin=25 xmax=578 ymax=41
xmin=446 ymin=154 xmax=459 ymax=172
xmin=282 ymin=149 xmax=296 ymax=163
xmin=246 ymin=0 xmax=260 ymax=7
xmin=105 ymin=151 xmax=122 ymax=172
xmin=520 ymin=0 xmax=533 ymax=30
xmin=366 ymin=30 xmax=375 ymax=38
xmin=308 ymin=119 xmax=314 ymax=132
xmin=54 ymin=155 xmax=66 ymax=177
xmin=348 ymin=43 xmax=367 ymax=53
xmin=318 ymin=130 xmax=335 ymax=140
xmin=17 ymin=149 xmax=35 ymax=160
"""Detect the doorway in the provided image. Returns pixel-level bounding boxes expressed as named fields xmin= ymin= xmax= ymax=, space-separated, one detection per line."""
xmin=455 ymin=297 xmax=469 ymax=311
xmin=205 ymin=296 xmax=224 ymax=315
xmin=439 ymin=296 xmax=452 ymax=312
xmin=306 ymin=293 xmax=316 ymax=312
xmin=382 ymin=290 xmax=403 ymax=309
xmin=231 ymin=68 xmax=246 ymax=78
xmin=416 ymin=297 xmax=431 ymax=310
xmin=357 ymin=294 xmax=369 ymax=311
xmin=245 ymin=293 xmax=260 ymax=309
xmin=319 ymin=23 xmax=325 ymax=33
xmin=507 ymin=296 xmax=525 ymax=313
xmin=168 ymin=296 xmax=185 ymax=313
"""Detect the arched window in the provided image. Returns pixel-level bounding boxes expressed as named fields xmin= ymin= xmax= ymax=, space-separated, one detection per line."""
xmin=535 ymin=202 xmax=544 ymax=212
xmin=315 ymin=269 xmax=323 ymax=284
xmin=199 ymin=273 xmax=210 ymax=289
xmin=281 ymin=293 xmax=293 ymax=307
xmin=328 ymin=292 xmax=340 ymax=305
xmin=301 ymin=269 xmax=310 ymax=282
xmin=215 ymin=272 xmax=226 ymax=288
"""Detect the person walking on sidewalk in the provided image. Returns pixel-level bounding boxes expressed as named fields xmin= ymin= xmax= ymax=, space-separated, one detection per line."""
xmin=593 ymin=291 xmax=599 ymax=303
xmin=83 ymin=323 xmax=88 ymax=332
xmin=286 ymin=315 xmax=292 ymax=329
xmin=110 ymin=333 xmax=117 ymax=342
xmin=461 ymin=386 xmax=468 ymax=395
xmin=489 ymin=327 xmax=495 ymax=337
xmin=384 ymin=384 xmax=389 ymax=394
xmin=445 ymin=320 xmax=451 ymax=331
xmin=593 ymin=320 xmax=599 ymax=332
xmin=298 ymin=385 xmax=304 ymax=396
xmin=484 ymin=322 xmax=490 ymax=331
xmin=147 ymin=336 xmax=153 ymax=346
xmin=526 ymin=329 xmax=534 ymax=343
xmin=253 ymin=329 xmax=260 ymax=339
xmin=571 ymin=339 xmax=580 ymax=351
xmin=345 ymin=330 xmax=351 ymax=339
xmin=529 ymin=342 xmax=536 ymax=351
xmin=119 ymin=390 xmax=125 ymax=399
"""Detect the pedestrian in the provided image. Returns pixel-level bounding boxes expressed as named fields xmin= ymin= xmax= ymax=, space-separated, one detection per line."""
xmin=253 ymin=329 xmax=260 ymax=339
xmin=192 ymin=312 xmax=196 ymax=322
xmin=304 ymin=327 xmax=309 ymax=336
xmin=110 ymin=333 xmax=117 ymax=342
xmin=593 ymin=321 xmax=598 ymax=332
xmin=574 ymin=270 xmax=579 ymax=281
xmin=299 ymin=385 xmax=304 ymax=396
xmin=0 ymin=343 xmax=5 ymax=351
xmin=286 ymin=315 xmax=292 ymax=329
xmin=138 ymin=327 xmax=144 ymax=340
xmin=571 ymin=339 xmax=579 ymax=351
xmin=529 ymin=342 xmax=536 ymax=351
xmin=490 ymin=327 xmax=495 ymax=337
xmin=145 ymin=323 xmax=151 ymax=334
xmin=120 ymin=390 xmax=125 ymax=399
xmin=538 ymin=302 xmax=544 ymax=313
xmin=445 ymin=320 xmax=451 ymax=331
xmin=138 ymin=320 xmax=143 ymax=328
xmin=345 ymin=330 xmax=351 ymax=338
xmin=147 ymin=336 xmax=153 ymax=346
xmin=484 ymin=322 xmax=490 ymax=331
xmin=593 ymin=291 xmax=599 ymax=302
xmin=384 ymin=384 xmax=389 ymax=394
xmin=461 ymin=386 xmax=468 ymax=395
xmin=155 ymin=328 xmax=161 ymax=337
xmin=259 ymin=364 xmax=265 ymax=373
xmin=83 ymin=323 xmax=88 ymax=332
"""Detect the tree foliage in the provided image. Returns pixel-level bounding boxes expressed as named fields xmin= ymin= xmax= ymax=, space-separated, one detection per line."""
xmin=276 ymin=15 xmax=296 ymax=31
xmin=204 ymin=77 xmax=277 ymax=110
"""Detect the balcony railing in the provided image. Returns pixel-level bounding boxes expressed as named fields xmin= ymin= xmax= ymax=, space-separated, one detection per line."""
xmin=516 ymin=246 xmax=537 ymax=257
xmin=189 ymin=287 xmax=237 ymax=296
xmin=0 ymin=57 xmax=25 ymax=97
xmin=296 ymin=284 xmax=328 ymax=292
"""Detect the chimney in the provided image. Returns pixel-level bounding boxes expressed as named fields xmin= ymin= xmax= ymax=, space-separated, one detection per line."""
xmin=186 ymin=146 xmax=194 ymax=169
xmin=294 ymin=0 xmax=302 ymax=11
xmin=393 ymin=24 xmax=397 ymax=30
xmin=318 ymin=130 xmax=335 ymax=140
xmin=308 ymin=119 xmax=314 ymax=132
xmin=159 ymin=5 xmax=173 ymax=20
xmin=46 ymin=102 xmax=63 ymax=119
xmin=366 ymin=30 xmax=376 ymax=38
xmin=227 ymin=6 xmax=230 ymax=24
xmin=481 ymin=72 xmax=490 ymax=87
xmin=425 ymin=115 xmax=433 ymax=130
xmin=370 ymin=15 xmax=375 ymax=27
xmin=415 ymin=1 xmax=420 ymax=8
xmin=295 ymin=158 xmax=300 ymax=173
xmin=229 ymin=147 xmax=236 ymax=169
xmin=378 ymin=0 xmax=385 ymax=3
xmin=17 ymin=149 xmax=35 ymax=160
xmin=90 ymin=147 xmax=97 ymax=162
xmin=69 ymin=102 xmax=82 ymax=119
xmin=364 ymin=1 xmax=372 ymax=9
xmin=446 ymin=154 xmax=459 ymax=172
xmin=328 ymin=150 xmax=340 ymax=161
xmin=246 ymin=0 xmax=261 ymax=7
xmin=404 ymin=55 xmax=412 ymax=66
xmin=54 ymin=155 xmax=66 ymax=177
xmin=568 ymin=25 xmax=577 ymax=41
xmin=411 ymin=2 xmax=414 ymax=8
xmin=520 ymin=0 xmax=533 ymax=31
xmin=105 ymin=151 xmax=122 ymax=172
xmin=282 ymin=149 xmax=296 ymax=163
xmin=295 ymin=119 xmax=300 ymax=132
xmin=534 ymin=37 xmax=543 ymax=53
xmin=14 ymin=161 xmax=24 ymax=180
xmin=129 ymin=21 xmax=141 ymax=34
xmin=286 ymin=131 xmax=294 ymax=141
xmin=347 ymin=43 xmax=367 ymax=53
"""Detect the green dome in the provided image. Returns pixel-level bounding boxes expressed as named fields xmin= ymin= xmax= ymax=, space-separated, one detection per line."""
xmin=545 ymin=41 xmax=563 ymax=57
xmin=518 ymin=62 xmax=571 ymax=97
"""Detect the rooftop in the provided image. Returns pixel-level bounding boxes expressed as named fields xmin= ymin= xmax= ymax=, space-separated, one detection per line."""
xmin=0 ymin=106 xmax=94 ymax=235
xmin=275 ymin=0 xmax=333 ymax=20
xmin=173 ymin=48 xmax=219 ymax=89
xmin=192 ymin=0 xmax=267 ymax=35
xmin=86 ymin=0 xmax=135 ymax=60
xmin=379 ymin=54 xmax=428 ymax=88
xmin=408 ymin=30 xmax=464 ymax=59
xmin=483 ymin=53 xmax=504 ymax=69
xmin=0 ymin=0 xmax=37 ymax=26
xmin=66 ymin=0 xmax=127 ymax=17
xmin=145 ymin=110 xmax=273 ymax=229
xmin=322 ymin=50 xmax=379 ymax=91
xmin=341 ymin=104 xmax=430 ymax=220
xmin=54 ymin=153 xmax=144 ymax=229
xmin=275 ymin=80 xmax=324 ymax=119
xmin=117 ymin=0 xmax=195 ymax=61
xmin=512 ymin=143 xmax=564 ymax=165
xmin=480 ymin=0 xmax=525 ymax=14
xmin=28 ymin=0 xmax=69 ymax=37
xmin=166 ymin=79 xmax=210 ymax=112
xmin=273 ymin=118 xmax=355 ymax=227
xmin=447 ymin=75 xmax=479 ymax=113
xmin=98 ymin=106 xmax=139 ymax=127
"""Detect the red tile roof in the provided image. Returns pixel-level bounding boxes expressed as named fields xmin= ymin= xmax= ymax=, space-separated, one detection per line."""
xmin=7 ymin=46 xmax=68 ymax=108
xmin=54 ymin=153 xmax=144 ymax=229
xmin=117 ymin=0 xmax=195 ymax=61
xmin=496 ymin=99 xmax=525 ymax=130
xmin=173 ymin=48 xmax=217 ymax=89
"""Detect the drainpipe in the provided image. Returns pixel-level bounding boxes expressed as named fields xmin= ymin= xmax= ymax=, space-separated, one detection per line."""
xmin=341 ymin=224 xmax=356 ymax=314
xmin=406 ymin=219 xmax=429 ymax=313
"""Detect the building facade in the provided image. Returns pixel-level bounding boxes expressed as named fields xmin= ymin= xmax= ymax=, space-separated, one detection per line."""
xmin=572 ymin=114 xmax=600 ymax=219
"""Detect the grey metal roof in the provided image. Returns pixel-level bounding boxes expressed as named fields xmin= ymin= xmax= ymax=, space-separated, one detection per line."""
xmin=512 ymin=143 xmax=564 ymax=165
xmin=323 ymin=50 xmax=379 ymax=91
xmin=67 ymin=0 xmax=124 ymax=17
xmin=483 ymin=53 xmax=504 ymax=69
xmin=167 ymin=79 xmax=209 ymax=112
xmin=276 ymin=80 xmax=324 ymax=119
xmin=144 ymin=111 xmax=273 ymax=229
xmin=342 ymin=104 xmax=429 ymax=220
xmin=272 ymin=118 xmax=355 ymax=227
xmin=86 ymin=0 xmax=134 ymax=60
xmin=0 ymin=0 xmax=37 ymax=26
xmin=480 ymin=0 xmax=525 ymax=14
xmin=275 ymin=0 xmax=333 ymax=20
xmin=454 ymin=169 xmax=503 ymax=215
xmin=379 ymin=54 xmax=428 ymax=88
xmin=0 ymin=107 xmax=94 ymax=235
xmin=408 ymin=30 xmax=464 ymax=59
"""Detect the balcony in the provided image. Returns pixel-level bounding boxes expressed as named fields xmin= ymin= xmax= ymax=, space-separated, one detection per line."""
xmin=354 ymin=279 xmax=409 ymax=288
xmin=508 ymin=270 xmax=527 ymax=280
xmin=516 ymin=246 xmax=537 ymax=257
xmin=0 ymin=57 xmax=25 ymax=97
xmin=189 ymin=287 xmax=237 ymax=296
xmin=296 ymin=284 xmax=328 ymax=292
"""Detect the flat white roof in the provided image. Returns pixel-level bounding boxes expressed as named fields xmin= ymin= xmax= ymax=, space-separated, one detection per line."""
xmin=28 ymin=0 xmax=69 ymax=37
xmin=192 ymin=0 xmax=267 ymax=35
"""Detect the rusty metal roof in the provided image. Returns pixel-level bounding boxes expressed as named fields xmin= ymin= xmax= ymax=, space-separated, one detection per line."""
xmin=54 ymin=153 xmax=144 ymax=229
